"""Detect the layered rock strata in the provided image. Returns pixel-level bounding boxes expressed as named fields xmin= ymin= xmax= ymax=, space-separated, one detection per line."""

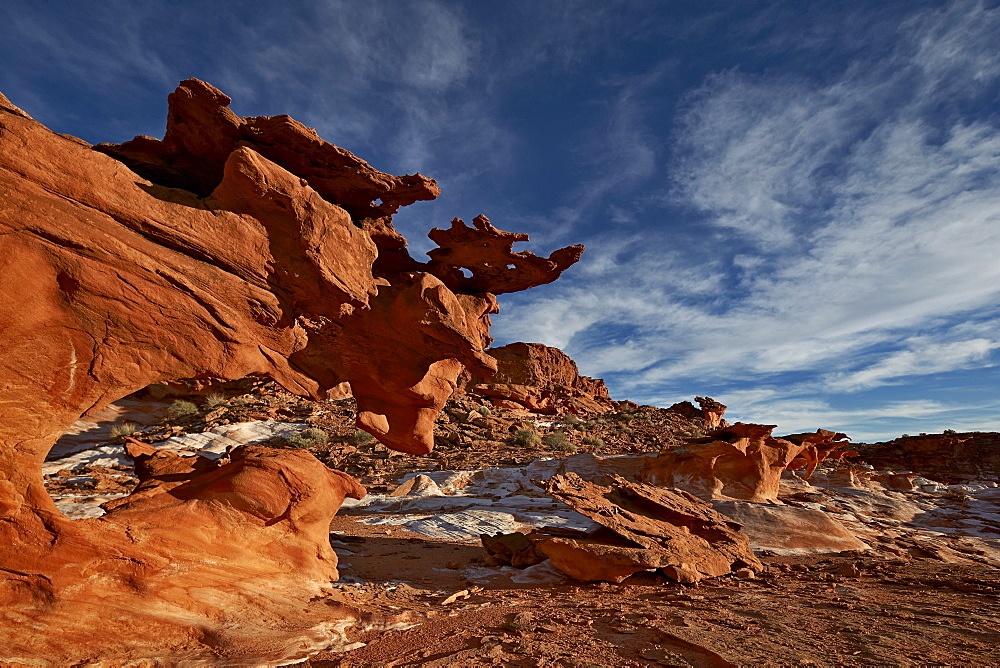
xmin=0 ymin=80 xmax=581 ymax=662
xmin=461 ymin=341 xmax=613 ymax=414
xmin=642 ymin=424 xmax=850 ymax=503
xmin=855 ymin=432 xmax=1000 ymax=483
xmin=483 ymin=473 xmax=762 ymax=583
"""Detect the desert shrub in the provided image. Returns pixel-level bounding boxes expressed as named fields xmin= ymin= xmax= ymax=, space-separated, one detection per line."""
xmin=166 ymin=400 xmax=198 ymax=419
xmin=900 ymin=434 xmax=910 ymax=439
xmin=286 ymin=427 xmax=328 ymax=449
xmin=476 ymin=405 xmax=492 ymax=416
xmin=230 ymin=395 xmax=249 ymax=406
xmin=636 ymin=412 xmax=652 ymax=421
xmin=513 ymin=429 xmax=542 ymax=448
xmin=582 ymin=435 xmax=605 ymax=449
xmin=621 ymin=427 xmax=635 ymax=435
xmin=109 ymin=422 xmax=139 ymax=440
xmin=346 ymin=430 xmax=374 ymax=446
xmin=543 ymin=431 xmax=576 ymax=452
xmin=562 ymin=415 xmax=591 ymax=431
xmin=943 ymin=429 xmax=957 ymax=435
xmin=204 ymin=392 xmax=228 ymax=409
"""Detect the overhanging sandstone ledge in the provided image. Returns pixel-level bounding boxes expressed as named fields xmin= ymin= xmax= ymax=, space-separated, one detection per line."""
xmin=0 ymin=79 xmax=582 ymax=662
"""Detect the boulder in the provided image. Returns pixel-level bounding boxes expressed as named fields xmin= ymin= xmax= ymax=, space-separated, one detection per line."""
xmin=501 ymin=473 xmax=762 ymax=583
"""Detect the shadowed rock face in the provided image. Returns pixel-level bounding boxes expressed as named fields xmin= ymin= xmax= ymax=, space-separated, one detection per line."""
xmin=0 ymin=80 xmax=581 ymax=662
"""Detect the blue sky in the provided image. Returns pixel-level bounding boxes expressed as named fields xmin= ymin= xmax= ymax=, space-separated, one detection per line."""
xmin=3 ymin=0 xmax=999 ymax=441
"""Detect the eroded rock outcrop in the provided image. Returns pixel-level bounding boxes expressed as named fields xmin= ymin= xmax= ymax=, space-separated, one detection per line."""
xmin=855 ymin=432 xmax=1000 ymax=484
xmin=483 ymin=473 xmax=762 ymax=583
xmin=642 ymin=424 xmax=849 ymax=503
xmin=0 ymin=80 xmax=581 ymax=662
xmin=461 ymin=342 xmax=613 ymax=414
xmin=666 ymin=396 xmax=728 ymax=429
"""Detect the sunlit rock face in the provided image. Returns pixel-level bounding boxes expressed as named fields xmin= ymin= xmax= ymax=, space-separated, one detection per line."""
xmin=641 ymin=424 xmax=850 ymax=503
xmin=0 ymin=80 xmax=581 ymax=662
xmin=855 ymin=432 xmax=1000 ymax=484
xmin=460 ymin=341 xmax=613 ymax=414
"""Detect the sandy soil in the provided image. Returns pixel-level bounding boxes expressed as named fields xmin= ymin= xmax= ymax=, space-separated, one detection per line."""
xmin=39 ymin=383 xmax=1000 ymax=666
xmin=302 ymin=516 xmax=1000 ymax=667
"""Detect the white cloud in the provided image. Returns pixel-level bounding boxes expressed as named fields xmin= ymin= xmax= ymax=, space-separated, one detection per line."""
xmin=825 ymin=338 xmax=999 ymax=392
xmin=499 ymin=0 xmax=1000 ymax=413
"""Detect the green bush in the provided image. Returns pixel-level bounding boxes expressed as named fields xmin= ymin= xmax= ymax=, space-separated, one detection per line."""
xmin=166 ymin=400 xmax=198 ymax=419
xmin=582 ymin=435 xmax=605 ymax=449
xmin=513 ymin=429 xmax=542 ymax=448
xmin=286 ymin=427 xmax=328 ymax=449
xmin=346 ymin=430 xmax=374 ymax=446
xmin=943 ymin=429 xmax=957 ymax=435
xmin=204 ymin=393 xmax=228 ymax=409
xmin=476 ymin=405 xmax=492 ymax=417
xmin=543 ymin=431 xmax=576 ymax=452
xmin=109 ymin=422 xmax=139 ymax=440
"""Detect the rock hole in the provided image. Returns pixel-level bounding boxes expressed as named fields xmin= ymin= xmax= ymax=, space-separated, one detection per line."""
xmin=43 ymin=377 xmax=268 ymax=520
xmin=55 ymin=271 xmax=80 ymax=299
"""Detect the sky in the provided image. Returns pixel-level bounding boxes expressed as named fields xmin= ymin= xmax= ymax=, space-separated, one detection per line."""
xmin=2 ymin=0 xmax=999 ymax=441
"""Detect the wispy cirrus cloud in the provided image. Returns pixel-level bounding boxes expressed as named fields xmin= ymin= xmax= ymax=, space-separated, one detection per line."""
xmin=494 ymin=0 xmax=1000 ymax=438
xmin=824 ymin=338 xmax=999 ymax=392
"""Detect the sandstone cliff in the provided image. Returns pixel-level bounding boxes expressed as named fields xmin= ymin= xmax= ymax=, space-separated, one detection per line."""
xmin=461 ymin=341 xmax=613 ymax=414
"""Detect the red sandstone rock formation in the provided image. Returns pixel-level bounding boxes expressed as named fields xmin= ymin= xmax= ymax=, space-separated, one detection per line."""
xmin=461 ymin=342 xmax=613 ymax=414
xmin=0 ymin=80 xmax=581 ymax=662
xmin=642 ymin=424 xmax=849 ymax=503
xmin=667 ymin=396 xmax=729 ymax=429
xmin=854 ymin=432 xmax=1000 ymax=483
xmin=483 ymin=473 xmax=762 ymax=583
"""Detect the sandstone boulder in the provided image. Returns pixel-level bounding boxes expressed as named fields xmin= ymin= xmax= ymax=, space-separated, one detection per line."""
xmin=484 ymin=473 xmax=762 ymax=584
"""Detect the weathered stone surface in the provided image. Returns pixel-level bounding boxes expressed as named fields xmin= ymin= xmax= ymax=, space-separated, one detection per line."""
xmin=666 ymin=396 xmax=728 ymax=429
xmin=95 ymin=78 xmax=440 ymax=220
xmin=0 ymin=79 xmax=581 ymax=662
xmin=642 ymin=424 xmax=848 ymax=503
xmin=462 ymin=342 xmax=613 ymax=414
xmin=712 ymin=501 xmax=871 ymax=555
xmin=425 ymin=215 xmax=584 ymax=295
xmin=527 ymin=473 xmax=762 ymax=583
xmin=855 ymin=432 xmax=1000 ymax=483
